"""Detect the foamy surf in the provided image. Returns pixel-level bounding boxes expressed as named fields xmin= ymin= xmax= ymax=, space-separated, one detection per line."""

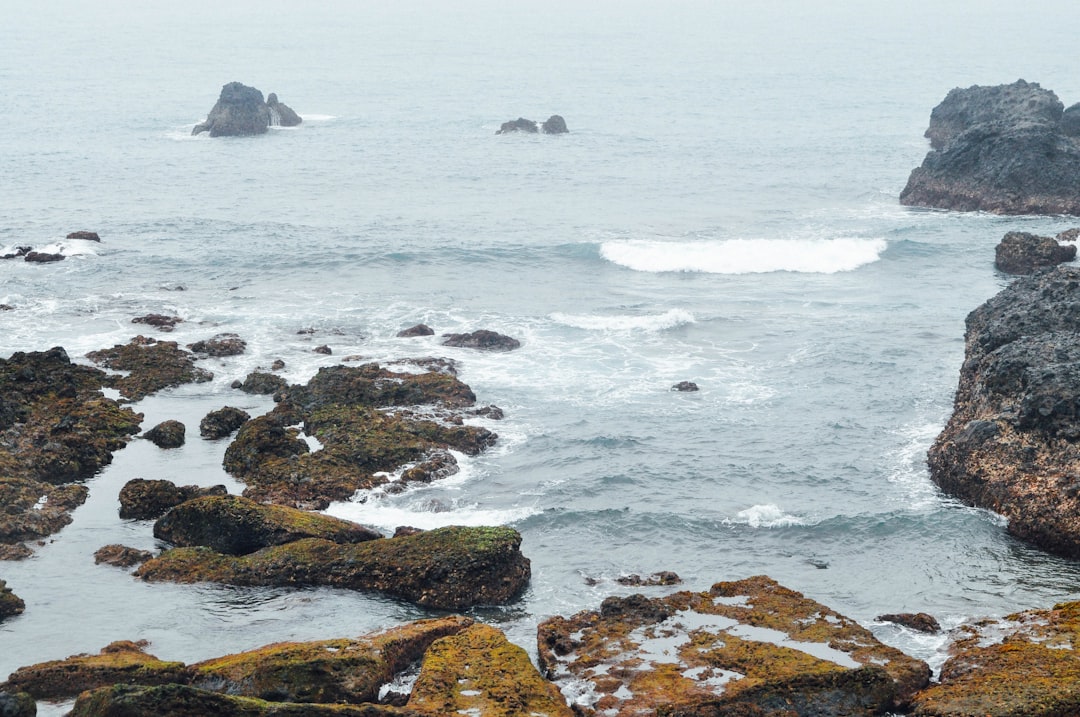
xmin=727 ymin=504 xmax=808 ymax=528
xmin=600 ymin=237 xmax=887 ymax=274
xmin=550 ymin=309 xmax=695 ymax=332
xmin=323 ymin=497 xmax=539 ymax=533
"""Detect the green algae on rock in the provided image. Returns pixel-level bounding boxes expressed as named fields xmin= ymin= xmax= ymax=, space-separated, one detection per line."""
xmin=409 ymin=623 xmax=573 ymax=717
xmin=86 ymin=336 xmax=213 ymax=401
xmin=0 ymin=579 xmax=25 ymax=621
xmin=537 ymin=576 xmax=930 ymax=717
xmin=1 ymin=640 xmax=190 ymax=700
xmin=152 ymin=494 xmax=382 ymax=555
xmin=912 ymin=601 xmax=1080 ymax=717
xmin=136 ymin=525 xmax=530 ymax=609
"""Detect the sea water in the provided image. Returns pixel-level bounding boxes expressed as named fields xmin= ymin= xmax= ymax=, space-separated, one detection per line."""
xmin=5 ymin=0 xmax=1080 ymax=707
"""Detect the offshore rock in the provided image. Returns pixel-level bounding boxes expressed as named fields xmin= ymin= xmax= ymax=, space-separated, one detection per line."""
xmin=152 ymin=494 xmax=382 ymax=555
xmin=23 ymin=252 xmax=63 ymax=263
xmin=993 ymin=231 xmax=1076 ymax=274
xmin=66 ymin=231 xmax=101 ymax=241
xmin=0 ymin=692 xmax=34 ymax=717
xmin=541 ymin=114 xmax=569 ymax=134
xmin=236 ymin=371 xmax=287 ymax=395
xmin=912 ymin=601 xmax=1080 ymax=716
xmin=187 ymin=333 xmax=246 ymax=357
xmin=93 ymin=544 xmax=154 ymax=568
xmin=928 ymin=265 xmax=1080 ymax=557
xmin=396 ymin=324 xmax=434 ymax=337
xmin=901 ymin=80 xmax=1080 ymax=214
xmin=136 ymin=525 xmax=530 ymax=609
xmin=142 ymin=420 xmax=185 ymax=448
xmin=537 ymin=575 xmax=930 ymax=716
xmin=86 ymin=336 xmax=213 ymax=402
xmin=131 ymin=314 xmax=183 ymax=332
xmin=409 ymin=623 xmax=573 ymax=717
xmin=496 ymin=117 xmax=538 ymax=134
xmin=441 ymin=329 xmax=521 ymax=351
xmin=199 ymin=406 xmax=250 ymax=439
xmin=192 ymin=82 xmax=301 ymax=137
xmin=118 ymin=478 xmax=227 ymax=520
xmin=1 ymin=640 xmax=189 ymax=699
xmin=0 ymin=579 xmax=24 ymax=621
xmin=223 ymin=363 xmax=494 ymax=508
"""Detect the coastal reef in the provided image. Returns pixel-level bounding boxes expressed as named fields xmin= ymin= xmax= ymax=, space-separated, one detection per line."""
xmin=192 ymin=82 xmax=301 ymax=137
xmin=136 ymin=525 xmax=531 ymax=610
xmin=928 ymin=265 xmax=1080 ymax=557
xmin=222 ymin=362 xmax=496 ymax=509
xmin=901 ymin=79 xmax=1080 ymax=214
xmin=994 ymin=229 xmax=1076 ymax=275
xmin=0 ymin=347 xmax=143 ymax=556
xmin=86 ymin=336 xmax=213 ymax=402
xmin=537 ymin=575 xmax=930 ymax=716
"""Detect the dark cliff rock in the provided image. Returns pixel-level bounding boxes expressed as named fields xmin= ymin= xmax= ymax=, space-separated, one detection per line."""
xmin=199 ymin=406 xmax=250 ymax=439
xmin=118 ymin=478 xmax=227 ymax=520
xmin=441 ymin=329 xmax=521 ymax=351
xmin=901 ymin=80 xmax=1080 ymax=214
xmin=537 ymin=575 xmax=930 ymax=716
xmin=994 ymin=230 xmax=1076 ymax=274
xmin=192 ymin=82 xmax=301 ymax=137
xmin=928 ymin=265 xmax=1080 ymax=557
xmin=143 ymin=420 xmax=185 ymax=448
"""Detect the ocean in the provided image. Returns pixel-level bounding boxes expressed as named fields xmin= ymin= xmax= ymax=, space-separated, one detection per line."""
xmin=5 ymin=0 xmax=1080 ymax=710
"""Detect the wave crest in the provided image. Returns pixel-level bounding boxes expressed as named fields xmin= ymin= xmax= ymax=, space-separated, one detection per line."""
xmin=600 ymin=237 xmax=887 ymax=274
xmin=550 ymin=308 xmax=695 ymax=332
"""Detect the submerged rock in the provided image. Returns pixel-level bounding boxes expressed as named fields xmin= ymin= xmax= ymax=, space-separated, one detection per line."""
xmin=440 ymin=330 xmax=521 ymax=351
xmin=153 ymin=494 xmax=382 ymax=555
xmin=143 ymin=420 xmax=185 ymax=449
xmin=994 ymin=231 xmax=1076 ymax=274
xmin=876 ymin=612 xmax=942 ymax=634
xmin=136 ymin=525 xmax=530 ymax=609
xmin=86 ymin=336 xmax=213 ymax=402
xmin=409 ymin=623 xmax=573 ymax=717
xmin=912 ymin=601 xmax=1080 ymax=716
xmin=901 ymin=80 xmax=1080 ymax=214
xmin=616 ymin=571 xmax=682 ymax=586
xmin=199 ymin=406 xmax=250 ymax=439
xmin=537 ymin=575 xmax=930 ymax=716
xmin=0 ymin=579 xmax=24 ymax=621
xmin=93 ymin=544 xmax=154 ymax=568
xmin=928 ymin=265 xmax=1080 ymax=557
xmin=118 ymin=478 xmax=227 ymax=521
xmin=131 ymin=314 xmax=183 ymax=332
xmin=192 ymin=82 xmax=301 ymax=137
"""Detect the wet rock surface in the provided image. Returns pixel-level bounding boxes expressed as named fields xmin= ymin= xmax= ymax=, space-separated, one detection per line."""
xmin=994 ymin=230 xmax=1076 ymax=274
xmin=153 ymin=494 xmax=382 ymax=555
xmin=912 ymin=601 xmax=1080 ymax=716
xmin=901 ymin=80 xmax=1080 ymax=214
xmin=440 ymin=330 xmax=521 ymax=351
xmin=928 ymin=265 xmax=1080 ymax=557
xmin=118 ymin=479 xmax=227 ymax=520
xmin=86 ymin=337 xmax=213 ymax=402
xmin=0 ymin=579 xmax=24 ymax=621
xmin=136 ymin=525 xmax=530 ymax=609
xmin=142 ymin=420 xmax=185 ymax=448
xmin=187 ymin=333 xmax=246 ymax=357
xmin=537 ymin=576 xmax=930 ymax=716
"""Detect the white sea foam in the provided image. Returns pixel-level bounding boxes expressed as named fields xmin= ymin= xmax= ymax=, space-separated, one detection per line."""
xmin=323 ymin=498 xmax=539 ymax=533
xmin=301 ymin=114 xmax=337 ymax=121
xmin=599 ymin=237 xmax=887 ymax=274
xmin=729 ymin=504 xmax=807 ymax=528
xmin=550 ymin=309 xmax=695 ymax=332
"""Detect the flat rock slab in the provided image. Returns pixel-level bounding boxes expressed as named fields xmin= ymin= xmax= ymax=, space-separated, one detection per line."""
xmin=537 ymin=576 xmax=929 ymax=716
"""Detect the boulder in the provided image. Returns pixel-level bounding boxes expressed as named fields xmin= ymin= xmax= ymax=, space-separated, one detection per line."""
xmin=199 ymin=406 xmax=250 ymax=439
xmin=496 ymin=117 xmax=538 ymax=134
xmin=911 ymin=601 xmax=1080 ymax=716
xmin=94 ymin=544 xmax=154 ymax=568
xmin=24 ymin=252 xmax=63 ymax=263
xmin=901 ymin=80 xmax=1080 ymax=214
xmin=537 ymin=575 xmax=930 ymax=716
xmin=409 ymin=623 xmax=573 ymax=717
xmin=87 ymin=337 xmax=213 ymax=401
xmin=235 ymin=371 xmax=287 ymax=395
xmin=143 ymin=420 xmax=185 ymax=449
xmin=994 ymin=231 xmax=1076 ymax=274
xmin=876 ymin=612 xmax=941 ymax=634
xmin=313 ymin=345 xmax=332 ymax=355
xmin=541 ymin=114 xmax=568 ymax=134
xmin=131 ymin=314 xmax=183 ymax=332
xmin=0 ymin=692 xmax=34 ymax=717
xmin=396 ymin=324 xmax=434 ymax=337
xmin=928 ymin=265 xmax=1080 ymax=557
xmin=0 ymin=579 xmax=24 ymax=621
xmin=66 ymin=231 xmax=101 ymax=241
xmin=136 ymin=525 xmax=530 ymax=610
xmin=1 ymin=640 xmax=189 ymax=699
xmin=266 ymin=92 xmax=302 ymax=127
xmin=187 ymin=333 xmax=246 ymax=357
xmin=118 ymin=478 xmax=227 ymax=520
xmin=441 ymin=329 xmax=521 ymax=351
xmin=191 ymin=82 xmax=270 ymax=137
xmin=152 ymin=494 xmax=382 ymax=555
xmin=672 ymin=381 xmax=699 ymax=392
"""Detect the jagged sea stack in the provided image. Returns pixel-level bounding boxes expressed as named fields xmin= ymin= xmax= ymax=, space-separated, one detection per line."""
xmin=192 ymin=82 xmax=301 ymax=137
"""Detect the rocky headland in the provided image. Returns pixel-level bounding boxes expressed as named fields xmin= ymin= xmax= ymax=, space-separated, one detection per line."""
xmin=192 ymin=82 xmax=302 ymax=137
xmin=901 ymin=80 xmax=1080 ymax=214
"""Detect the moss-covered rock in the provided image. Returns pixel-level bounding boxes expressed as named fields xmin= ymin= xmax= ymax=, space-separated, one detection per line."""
xmin=70 ymin=683 xmax=419 ymax=717
xmin=0 ymin=579 xmax=25 ymax=621
xmin=153 ymin=494 xmax=382 ymax=555
xmin=0 ymin=691 xmax=35 ymax=717
xmin=86 ymin=336 xmax=213 ymax=401
xmin=118 ymin=479 xmax=228 ymax=520
xmin=409 ymin=623 xmax=573 ymax=717
xmin=537 ymin=576 xmax=929 ymax=717
xmin=142 ymin=420 xmax=185 ymax=448
xmin=93 ymin=545 xmax=154 ymax=568
xmin=912 ymin=601 xmax=1080 ymax=717
xmin=199 ymin=406 xmax=250 ymax=439
xmin=0 ymin=640 xmax=189 ymax=699
xmin=189 ymin=616 xmax=473 ymax=703
xmin=136 ymin=526 xmax=530 ymax=609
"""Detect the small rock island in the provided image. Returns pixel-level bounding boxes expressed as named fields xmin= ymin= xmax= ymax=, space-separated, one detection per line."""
xmin=192 ymin=82 xmax=301 ymax=137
